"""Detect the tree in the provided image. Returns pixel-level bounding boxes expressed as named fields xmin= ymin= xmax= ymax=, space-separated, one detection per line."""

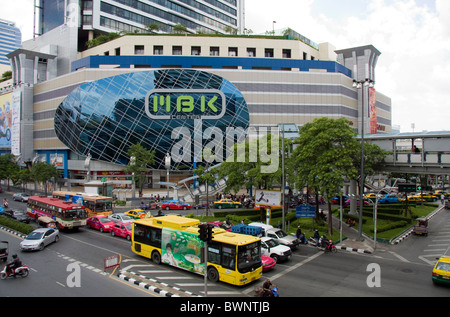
xmin=146 ymin=22 xmax=160 ymax=33
xmin=31 ymin=162 xmax=60 ymax=195
xmin=217 ymin=133 xmax=282 ymax=193
xmin=123 ymin=143 xmax=155 ymax=196
xmin=290 ymin=118 xmax=360 ymax=235
xmin=173 ymin=24 xmax=187 ymax=34
xmin=0 ymin=153 xmax=19 ymax=190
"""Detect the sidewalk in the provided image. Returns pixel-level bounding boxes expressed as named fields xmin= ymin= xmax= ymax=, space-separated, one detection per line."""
xmin=331 ymin=215 xmax=375 ymax=254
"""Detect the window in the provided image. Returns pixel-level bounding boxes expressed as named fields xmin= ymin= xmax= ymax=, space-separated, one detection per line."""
xmin=115 ymin=47 xmax=121 ymax=56
xmin=134 ymin=45 xmax=144 ymax=55
xmin=153 ymin=45 xmax=163 ymax=55
xmin=191 ymin=46 xmax=201 ymax=56
xmin=133 ymin=223 xmax=162 ymax=248
xmin=210 ymin=47 xmax=219 ymax=56
xmin=172 ymin=46 xmax=182 ymax=55
xmin=264 ymin=48 xmax=274 ymax=58
xmin=303 ymin=52 xmax=308 ymax=60
xmin=228 ymin=47 xmax=238 ymax=57
xmin=282 ymin=49 xmax=291 ymax=58
xmin=247 ymin=48 xmax=256 ymax=57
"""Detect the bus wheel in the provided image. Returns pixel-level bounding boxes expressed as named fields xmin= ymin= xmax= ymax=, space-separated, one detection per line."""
xmin=151 ymin=251 xmax=161 ymax=265
xmin=207 ymin=267 xmax=219 ymax=282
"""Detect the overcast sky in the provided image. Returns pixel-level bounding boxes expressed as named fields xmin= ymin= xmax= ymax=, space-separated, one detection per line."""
xmin=3 ymin=0 xmax=450 ymax=133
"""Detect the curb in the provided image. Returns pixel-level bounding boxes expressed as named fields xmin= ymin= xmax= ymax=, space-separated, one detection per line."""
xmin=118 ymin=271 xmax=200 ymax=297
xmin=0 ymin=225 xmax=27 ymax=239
xmin=336 ymin=245 xmax=372 ymax=254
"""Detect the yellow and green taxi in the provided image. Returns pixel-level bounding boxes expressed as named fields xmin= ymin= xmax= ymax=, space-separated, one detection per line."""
xmin=125 ymin=209 xmax=150 ymax=219
xmin=398 ymin=196 xmax=425 ymax=203
xmin=432 ymin=256 xmax=450 ymax=286
xmin=417 ymin=193 xmax=437 ymax=202
xmin=213 ymin=198 xmax=242 ymax=209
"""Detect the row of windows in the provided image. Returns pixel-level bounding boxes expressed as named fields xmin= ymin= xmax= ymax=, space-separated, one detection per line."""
xmin=111 ymin=45 xmax=314 ymax=60
xmin=101 ymin=0 xmax=236 ymax=34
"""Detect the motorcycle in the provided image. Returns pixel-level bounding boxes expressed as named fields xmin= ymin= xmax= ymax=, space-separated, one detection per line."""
xmin=0 ymin=262 xmax=30 ymax=279
xmin=308 ymin=237 xmax=319 ymax=247
xmin=317 ymin=238 xmax=337 ymax=253
xmin=254 ymin=286 xmax=280 ymax=297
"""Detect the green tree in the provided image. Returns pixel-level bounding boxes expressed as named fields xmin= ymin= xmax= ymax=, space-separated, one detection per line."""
xmin=173 ymin=24 xmax=187 ymax=34
xmin=31 ymin=162 xmax=60 ymax=195
xmin=146 ymin=22 xmax=160 ymax=33
xmin=290 ymin=118 xmax=360 ymax=235
xmin=0 ymin=153 xmax=19 ymax=190
xmin=123 ymin=143 xmax=155 ymax=196
xmin=217 ymin=133 xmax=283 ymax=193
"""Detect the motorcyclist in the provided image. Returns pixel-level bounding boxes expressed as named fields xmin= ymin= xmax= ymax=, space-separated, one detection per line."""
xmin=8 ymin=254 xmax=22 ymax=275
xmin=3 ymin=198 xmax=7 ymax=208
xmin=262 ymin=279 xmax=276 ymax=297
xmin=320 ymin=234 xmax=330 ymax=250
xmin=313 ymin=229 xmax=320 ymax=246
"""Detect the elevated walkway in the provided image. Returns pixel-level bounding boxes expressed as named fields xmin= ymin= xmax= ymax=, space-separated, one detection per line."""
xmin=364 ymin=131 xmax=450 ymax=174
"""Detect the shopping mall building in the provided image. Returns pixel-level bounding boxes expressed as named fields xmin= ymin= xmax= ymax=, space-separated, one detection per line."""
xmin=1 ymin=15 xmax=392 ymax=189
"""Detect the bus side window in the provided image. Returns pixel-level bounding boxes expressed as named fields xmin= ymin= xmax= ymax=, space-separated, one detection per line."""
xmin=222 ymin=245 xmax=236 ymax=271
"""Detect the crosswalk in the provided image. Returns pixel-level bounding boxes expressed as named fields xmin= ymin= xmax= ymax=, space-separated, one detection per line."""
xmin=418 ymin=219 xmax=450 ymax=266
xmin=119 ymin=258 xmax=247 ymax=297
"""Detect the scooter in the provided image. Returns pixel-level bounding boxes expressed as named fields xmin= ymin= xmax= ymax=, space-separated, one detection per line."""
xmin=317 ymin=239 xmax=337 ymax=253
xmin=271 ymin=286 xmax=279 ymax=297
xmin=0 ymin=262 xmax=30 ymax=279
xmin=308 ymin=237 xmax=319 ymax=247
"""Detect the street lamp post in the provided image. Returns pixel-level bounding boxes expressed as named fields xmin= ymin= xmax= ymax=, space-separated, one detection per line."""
xmin=165 ymin=153 xmax=171 ymax=199
xmin=353 ymin=78 xmax=374 ymax=240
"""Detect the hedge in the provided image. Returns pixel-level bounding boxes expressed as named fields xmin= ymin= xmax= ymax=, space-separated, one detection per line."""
xmin=0 ymin=215 xmax=35 ymax=235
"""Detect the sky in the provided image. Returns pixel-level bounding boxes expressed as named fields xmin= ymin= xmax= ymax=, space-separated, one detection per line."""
xmin=2 ymin=0 xmax=450 ymax=133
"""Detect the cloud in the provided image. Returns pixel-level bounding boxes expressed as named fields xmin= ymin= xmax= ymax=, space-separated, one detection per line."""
xmin=245 ymin=0 xmax=450 ymax=132
xmin=1 ymin=0 xmax=34 ymax=41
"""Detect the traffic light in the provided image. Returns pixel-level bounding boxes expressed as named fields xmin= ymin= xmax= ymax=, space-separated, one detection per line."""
xmin=198 ymin=224 xmax=214 ymax=242
xmin=398 ymin=183 xmax=416 ymax=193
xmin=206 ymin=224 xmax=213 ymax=242
xmin=198 ymin=224 xmax=208 ymax=241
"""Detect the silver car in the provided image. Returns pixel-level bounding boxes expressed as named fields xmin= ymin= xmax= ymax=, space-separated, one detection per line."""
xmin=108 ymin=213 xmax=133 ymax=223
xmin=20 ymin=228 xmax=60 ymax=251
xmin=12 ymin=193 xmax=30 ymax=202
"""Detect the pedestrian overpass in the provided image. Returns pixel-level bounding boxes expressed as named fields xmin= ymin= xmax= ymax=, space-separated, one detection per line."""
xmin=363 ymin=131 xmax=450 ymax=175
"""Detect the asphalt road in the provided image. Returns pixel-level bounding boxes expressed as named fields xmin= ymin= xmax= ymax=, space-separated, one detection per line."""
xmin=1 ymin=192 xmax=450 ymax=298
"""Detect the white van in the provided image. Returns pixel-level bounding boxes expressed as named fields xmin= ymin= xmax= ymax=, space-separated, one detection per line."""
xmin=261 ymin=237 xmax=292 ymax=262
xmin=249 ymin=222 xmax=301 ymax=250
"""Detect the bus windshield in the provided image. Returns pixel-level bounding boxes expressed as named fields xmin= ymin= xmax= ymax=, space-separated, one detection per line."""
xmin=237 ymin=241 xmax=261 ymax=273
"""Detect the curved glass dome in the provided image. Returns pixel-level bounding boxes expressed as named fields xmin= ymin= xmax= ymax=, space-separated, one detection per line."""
xmin=54 ymin=69 xmax=249 ymax=170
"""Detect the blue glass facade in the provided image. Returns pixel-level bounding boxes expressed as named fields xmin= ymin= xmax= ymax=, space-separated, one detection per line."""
xmin=54 ymin=69 xmax=249 ymax=170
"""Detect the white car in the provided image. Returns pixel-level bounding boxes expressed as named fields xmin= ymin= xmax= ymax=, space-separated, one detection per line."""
xmin=20 ymin=228 xmax=60 ymax=251
xmin=108 ymin=213 xmax=134 ymax=223
xmin=260 ymin=237 xmax=292 ymax=263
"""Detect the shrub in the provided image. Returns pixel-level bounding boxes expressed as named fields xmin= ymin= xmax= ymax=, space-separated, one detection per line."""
xmin=0 ymin=215 xmax=35 ymax=235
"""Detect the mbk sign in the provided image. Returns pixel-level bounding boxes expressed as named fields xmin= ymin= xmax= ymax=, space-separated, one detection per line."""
xmin=145 ymin=89 xmax=226 ymax=120
xmin=144 ymin=88 xmax=279 ymax=174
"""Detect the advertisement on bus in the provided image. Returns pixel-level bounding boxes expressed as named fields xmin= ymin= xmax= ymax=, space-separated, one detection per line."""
xmin=161 ymin=228 xmax=205 ymax=275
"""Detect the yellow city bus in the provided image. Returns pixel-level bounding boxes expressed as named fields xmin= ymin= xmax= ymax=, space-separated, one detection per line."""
xmin=52 ymin=191 xmax=113 ymax=217
xmin=131 ymin=215 xmax=262 ymax=286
